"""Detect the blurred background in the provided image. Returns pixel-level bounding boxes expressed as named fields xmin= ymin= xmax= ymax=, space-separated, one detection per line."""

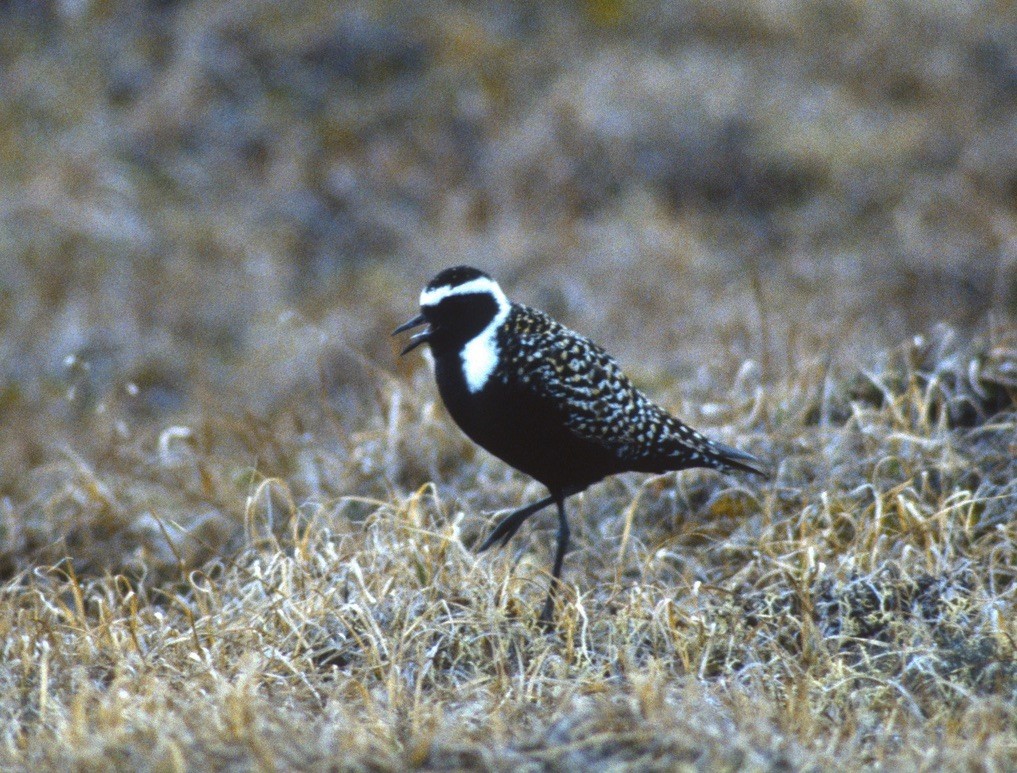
xmin=0 ymin=0 xmax=1014 ymax=576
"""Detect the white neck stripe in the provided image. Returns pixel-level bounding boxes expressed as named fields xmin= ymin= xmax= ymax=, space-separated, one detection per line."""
xmin=461 ymin=300 xmax=511 ymax=393
xmin=420 ymin=276 xmax=508 ymax=308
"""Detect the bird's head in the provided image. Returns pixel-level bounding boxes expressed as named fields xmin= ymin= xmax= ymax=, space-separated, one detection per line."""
xmin=393 ymin=266 xmax=510 ymax=355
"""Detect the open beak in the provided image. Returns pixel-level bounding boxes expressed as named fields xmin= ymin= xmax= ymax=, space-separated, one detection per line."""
xmin=392 ymin=314 xmax=430 ymax=355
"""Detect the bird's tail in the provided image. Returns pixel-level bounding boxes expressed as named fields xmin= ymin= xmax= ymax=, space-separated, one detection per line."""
xmin=705 ymin=440 xmax=769 ymax=478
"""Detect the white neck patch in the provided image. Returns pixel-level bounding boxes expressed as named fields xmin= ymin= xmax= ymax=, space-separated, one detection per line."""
xmin=420 ymin=276 xmax=511 ymax=394
xmin=461 ymin=302 xmax=510 ymax=392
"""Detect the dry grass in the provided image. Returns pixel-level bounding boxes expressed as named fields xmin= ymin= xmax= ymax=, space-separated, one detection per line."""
xmin=1 ymin=0 xmax=1016 ymax=769
xmin=1 ymin=325 xmax=1014 ymax=770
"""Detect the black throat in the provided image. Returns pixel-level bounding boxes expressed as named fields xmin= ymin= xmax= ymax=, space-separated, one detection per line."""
xmin=425 ymin=293 xmax=501 ymax=356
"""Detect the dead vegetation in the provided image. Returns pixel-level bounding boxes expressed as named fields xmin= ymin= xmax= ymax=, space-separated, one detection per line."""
xmin=0 ymin=323 xmax=1014 ymax=770
xmin=1 ymin=0 xmax=1016 ymax=769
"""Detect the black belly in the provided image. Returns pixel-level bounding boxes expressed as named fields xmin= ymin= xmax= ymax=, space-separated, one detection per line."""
xmin=434 ymin=359 xmax=620 ymax=492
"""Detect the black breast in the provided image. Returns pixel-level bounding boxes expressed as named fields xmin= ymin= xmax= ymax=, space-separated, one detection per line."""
xmin=433 ymin=349 xmax=622 ymax=492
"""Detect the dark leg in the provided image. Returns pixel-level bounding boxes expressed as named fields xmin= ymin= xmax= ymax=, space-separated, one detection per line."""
xmin=477 ymin=494 xmax=556 ymax=553
xmin=538 ymin=493 xmax=569 ymax=625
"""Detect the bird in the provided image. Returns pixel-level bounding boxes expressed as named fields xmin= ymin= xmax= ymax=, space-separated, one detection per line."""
xmin=393 ymin=266 xmax=765 ymax=624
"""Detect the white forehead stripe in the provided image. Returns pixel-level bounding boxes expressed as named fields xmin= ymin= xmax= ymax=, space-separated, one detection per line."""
xmin=419 ymin=276 xmax=508 ymax=308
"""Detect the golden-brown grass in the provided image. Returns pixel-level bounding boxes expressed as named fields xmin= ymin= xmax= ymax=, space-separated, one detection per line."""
xmin=2 ymin=0 xmax=1017 ymax=769
xmin=1 ymin=323 xmax=1015 ymax=769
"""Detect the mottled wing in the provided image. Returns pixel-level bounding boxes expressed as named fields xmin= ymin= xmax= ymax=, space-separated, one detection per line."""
xmin=498 ymin=305 xmax=742 ymax=470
